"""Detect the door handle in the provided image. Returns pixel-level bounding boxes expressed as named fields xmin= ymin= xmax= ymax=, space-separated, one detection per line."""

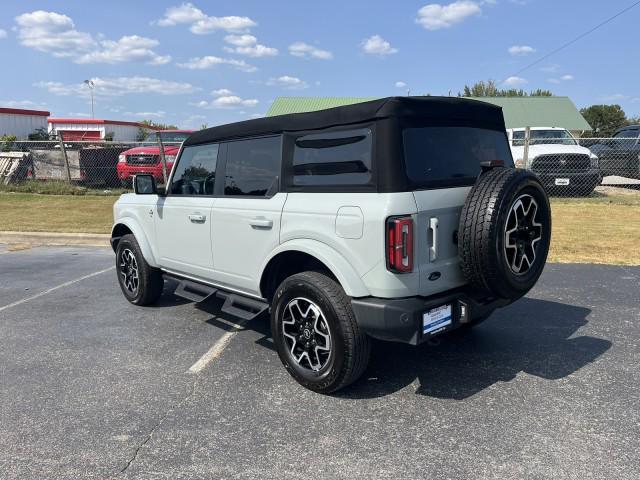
xmin=249 ymin=217 xmax=273 ymax=229
xmin=429 ymin=217 xmax=439 ymax=262
xmin=188 ymin=213 xmax=206 ymax=223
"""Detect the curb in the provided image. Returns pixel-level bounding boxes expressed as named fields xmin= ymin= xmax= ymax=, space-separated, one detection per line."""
xmin=0 ymin=231 xmax=111 ymax=248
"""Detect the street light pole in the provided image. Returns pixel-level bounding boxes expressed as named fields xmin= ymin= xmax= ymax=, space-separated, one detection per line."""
xmin=83 ymin=80 xmax=95 ymax=118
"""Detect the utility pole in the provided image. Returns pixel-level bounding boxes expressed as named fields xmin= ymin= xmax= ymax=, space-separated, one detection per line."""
xmin=83 ymin=80 xmax=95 ymax=118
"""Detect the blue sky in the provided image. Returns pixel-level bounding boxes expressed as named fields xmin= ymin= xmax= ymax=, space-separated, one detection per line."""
xmin=0 ymin=0 xmax=638 ymax=128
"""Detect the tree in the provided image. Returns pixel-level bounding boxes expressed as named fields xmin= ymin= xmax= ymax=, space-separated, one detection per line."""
xmin=460 ymin=80 xmax=553 ymax=97
xmin=28 ymin=127 xmax=51 ymax=140
xmin=579 ymin=104 xmax=628 ymax=137
xmin=135 ymin=119 xmax=179 ymax=141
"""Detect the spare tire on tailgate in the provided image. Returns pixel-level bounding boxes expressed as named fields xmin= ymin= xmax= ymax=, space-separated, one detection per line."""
xmin=458 ymin=167 xmax=551 ymax=300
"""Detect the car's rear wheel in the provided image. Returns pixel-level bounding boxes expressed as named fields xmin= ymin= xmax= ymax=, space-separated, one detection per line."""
xmin=116 ymin=234 xmax=163 ymax=305
xmin=271 ymin=271 xmax=370 ymax=394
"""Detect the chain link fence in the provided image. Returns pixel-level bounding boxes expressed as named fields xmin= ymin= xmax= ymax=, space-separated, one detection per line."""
xmin=1 ymin=135 xmax=639 ymax=196
xmin=513 ymin=129 xmax=640 ymax=197
xmin=0 ymin=139 xmax=182 ymax=191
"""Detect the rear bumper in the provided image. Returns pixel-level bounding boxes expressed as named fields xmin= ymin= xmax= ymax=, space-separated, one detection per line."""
xmin=534 ymin=169 xmax=601 ymax=190
xmin=351 ymin=290 xmax=511 ymax=345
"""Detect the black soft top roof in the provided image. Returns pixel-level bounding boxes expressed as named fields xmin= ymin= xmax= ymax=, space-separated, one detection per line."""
xmin=184 ymin=96 xmax=505 ymax=146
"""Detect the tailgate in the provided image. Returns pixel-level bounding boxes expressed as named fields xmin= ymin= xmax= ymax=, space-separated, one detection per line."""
xmin=412 ymin=187 xmax=471 ymax=296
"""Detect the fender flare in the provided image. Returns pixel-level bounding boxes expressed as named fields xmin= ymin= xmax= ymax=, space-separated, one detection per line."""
xmin=111 ymin=217 xmax=158 ymax=267
xmin=260 ymin=239 xmax=370 ymax=298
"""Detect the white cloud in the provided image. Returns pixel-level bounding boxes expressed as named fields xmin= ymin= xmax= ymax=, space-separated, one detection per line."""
xmin=502 ymin=76 xmax=527 ymax=87
xmin=601 ymin=94 xmax=628 ymax=102
xmin=191 ymin=89 xmax=259 ymax=109
xmin=177 ymin=55 xmax=257 ymax=72
xmin=224 ymin=34 xmax=257 ymax=47
xmin=288 ymin=42 xmax=333 ymax=60
xmin=124 ymin=111 xmax=166 ymax=118
xmin=15 ymin=10 xmax=95 ymax=57
xmin=223 ymin=34 xmax=278 ymax=57
xmin=156 ymin=3 xmax=256 ymax=34
xmin=76 ymin=35 xmax=171 ymax=65
xmin=212 ymin=88 xmax=234 ymax=96
xmin=193 ymin=94 xmax=259 ymax=109
xmin=35 ymin=76 xmax=198 ymax=97
xmin=416 ymin=1 xmax=481 ymax=30
xmin=0 ymin=29 xmax=7 ymax=39
xmin=540 ymin=64 xmax=560 ymax=73
xmin=15 ymin=11 xmax=169 ymax=65
xmin=548 ymin=74 xmax=574 ymax=84
xmin=66 ymin=112 xmax=91 ymax=118
xmin=508 ymin=45 xmax=535 ymax=56
xmin=0 ymin=99 xmax=47 ymax=109
xmin=361 ymin=35 xmax=397 ymax=55
xmin=266 ymin=75 xmax=309 ymax=90
xmin=395 ymin=81 xmax=407 ymax=88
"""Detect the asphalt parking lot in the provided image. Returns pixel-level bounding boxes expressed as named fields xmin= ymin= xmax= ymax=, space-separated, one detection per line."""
xmin=1 ymin=246 xmax=639 ymax=479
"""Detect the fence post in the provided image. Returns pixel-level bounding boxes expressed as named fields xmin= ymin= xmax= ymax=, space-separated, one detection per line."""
xmin=58 ymin=137 xmax=72 ymax=183
xmin=522 ymin=126 xmax=531 ymax=169
xmin=157 ymin=132 xmax=168 ymax=185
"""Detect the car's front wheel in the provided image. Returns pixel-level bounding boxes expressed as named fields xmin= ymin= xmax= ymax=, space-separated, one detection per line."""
xmin=115 ymin=234 xmax=163 ymax=305
xmin=271 ymin=271 xmax=371 ymax=394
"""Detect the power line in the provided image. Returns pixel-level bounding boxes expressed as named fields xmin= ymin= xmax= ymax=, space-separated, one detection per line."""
xmin=511 ymin=0 xmax=640 ymax=77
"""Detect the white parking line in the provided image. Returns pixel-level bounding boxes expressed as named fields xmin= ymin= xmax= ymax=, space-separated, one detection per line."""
xmin=0 ymin=266 xmax=115 ymax=313
xmin=188 ymin=319 xmax=247 ymax=374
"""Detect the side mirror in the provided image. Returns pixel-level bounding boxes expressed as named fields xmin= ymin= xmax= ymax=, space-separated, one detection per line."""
xmin=134 ymin=174 xmax=157 ymax=195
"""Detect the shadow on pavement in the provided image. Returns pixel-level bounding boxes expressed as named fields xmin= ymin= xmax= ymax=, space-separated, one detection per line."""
xmin=339 ymin=297 xmax=611 ymax=400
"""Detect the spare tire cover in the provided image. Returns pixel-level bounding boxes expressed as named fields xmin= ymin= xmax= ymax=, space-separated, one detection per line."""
xmin=458 ymin=167 xmax=551 ymax=300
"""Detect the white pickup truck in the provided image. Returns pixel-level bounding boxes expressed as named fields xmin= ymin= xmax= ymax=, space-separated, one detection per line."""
xmin=111 ymin=97 xmax=551 ymax=393
xmin=507 ymin=127 xmax=600 ymax=196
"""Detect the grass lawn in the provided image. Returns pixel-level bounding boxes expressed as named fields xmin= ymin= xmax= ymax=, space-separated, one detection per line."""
xmin=0 ymin=192 xmax=115 ymax=234
xmin=548 ymin=189 xmax=640 ymax=265
xmin=1 ymin=187 xmax=639 ymax=265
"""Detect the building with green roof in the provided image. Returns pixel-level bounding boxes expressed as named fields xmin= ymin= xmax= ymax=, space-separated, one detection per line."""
xmin=266 ymin=96 xmax=592 ymax=133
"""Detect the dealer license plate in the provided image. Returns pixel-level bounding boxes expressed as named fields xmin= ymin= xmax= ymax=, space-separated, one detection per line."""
xmin=555 ymin=178 xmax=570 ymax=186
xmin=423 ymin=304 xmax=452 ymax=335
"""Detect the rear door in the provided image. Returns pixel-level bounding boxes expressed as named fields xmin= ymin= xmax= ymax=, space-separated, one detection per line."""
xmin=154 ymin=143 xmax=219 ymax=279
xmin=211 ymin=136 xmax=285 ymax=296
xmin=402 ymin=126 xmax=513 ymax=296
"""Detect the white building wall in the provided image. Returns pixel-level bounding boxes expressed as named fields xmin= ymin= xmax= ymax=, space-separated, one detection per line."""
xmin=0 ymin=114 xmax=48 ymax=138
xmin=103 ymin=124 xmax=142 ymax=141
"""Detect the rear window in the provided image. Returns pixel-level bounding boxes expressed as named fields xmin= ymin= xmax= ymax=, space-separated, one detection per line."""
xmin=403 ymin=127 xmax=513 ymax=188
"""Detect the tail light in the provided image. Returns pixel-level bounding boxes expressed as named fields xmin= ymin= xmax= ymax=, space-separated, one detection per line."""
xmin=386 ymin=216 xmax=414 ymax=273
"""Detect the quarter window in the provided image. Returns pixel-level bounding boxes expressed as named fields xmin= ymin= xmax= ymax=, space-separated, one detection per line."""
xmin=170 ymin=143 xmax=218 ymax=195
xmin=292 ymin=128 xmax=372 ymax=186
xmin=224 ymin=136 xmax=282 ymax=196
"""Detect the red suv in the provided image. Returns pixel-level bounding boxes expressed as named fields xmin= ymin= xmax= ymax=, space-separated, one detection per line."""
xmin=117 ymin=130 xmax=193 ymax=187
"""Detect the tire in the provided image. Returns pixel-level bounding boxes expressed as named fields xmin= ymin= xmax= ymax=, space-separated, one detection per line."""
xmin=115 ymin=234 xmax=164 ymax=305
xmin=458 ymin=168 xmax=551 ymax=300
xmin=271 ymin=271 xmax=371 ymax=394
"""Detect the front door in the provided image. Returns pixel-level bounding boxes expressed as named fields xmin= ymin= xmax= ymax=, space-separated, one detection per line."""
xmin=155 ymin=143 xmax=219 ymax=279
xmin=211 ymin=135 xmax=284 ymax=295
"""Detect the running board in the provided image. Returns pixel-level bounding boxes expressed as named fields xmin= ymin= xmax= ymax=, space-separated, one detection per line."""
xmin=217 ymin=291 xmax=268 ymax=321
xmin=173 ymin=279 xmax=216 ymax=303
xmin=167 ymin=275 xmax=268 ymax=321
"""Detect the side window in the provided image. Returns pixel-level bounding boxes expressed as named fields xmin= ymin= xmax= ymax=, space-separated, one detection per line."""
xmin=292 ymin=128 xmax=372 ymax=186
xmin=224 ymin=136 xmax=281 ymax=196
xmin=170 ymin=143 xmax=218 ymax=195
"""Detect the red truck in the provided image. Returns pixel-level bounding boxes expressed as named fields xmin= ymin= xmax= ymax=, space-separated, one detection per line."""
xmin=117 ymin=130 xmax=193 ymax=187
